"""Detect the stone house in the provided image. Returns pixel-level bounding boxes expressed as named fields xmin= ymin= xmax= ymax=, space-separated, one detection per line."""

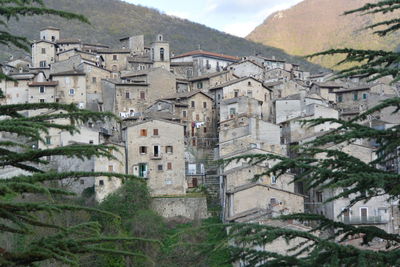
xmin=95 ymin=143 xmax=126 ymax=202
xmin=3 ymin=72 xmax=35 ymax=104
xmin=121 ymin=67 xmax=176 ymax=105
xmin=310 ymin=81 xmax=345 ymax=103
xmin=28 ymin=78 xmax=58 ymax=104
xmin=247 ymin=55 xmax=286 ymax=70
xmin=123 ymin=119 xmax=187 ymax=196
xmin=209 ymin=77 xmax=273 ymax=120
xmin=227 ymin=60 xmax=265 ymax=81
xmin=31 ymin=27 xmax=59 ymax=68
xmin=101 ymin=79 xmax=148 ymax=116
xmin=57 ymin=49 xmax=105 ymax=67
xmin=274 ymin=93 xmax=328 ymax=124
xmin=160 ymin=90 xmax=215 ymax=148
xmin=76 ymin=62 xmax=111 ymax=111
xmin=308 ymin=141 xmax=398 ymax=234
xmin=264 ymin=68 xmax=292 ymax=82
xmin=98 ymin=48 xmax=131 ymax=73
xmin=220 ymin=148 xmax=304 ymax=222
xmin=50 ymin=70 xmax=87 ymax=108
xmin=170 ymin=62 xmax=194 ymax=79
xmin=126 ymin=55 xmax=153 ymax=72
xmin=189 ymin=70 xmax=236 ymax=91
xmin=219 ymin=116 xmax=283 ymax=158
xmin=171 ymin=50 xmax=239 ymax=77
xmin=334 ymin=83 xmax=398 ymax=120
xmin=119 ymin=35 xmax=146 ymax=54
xmin=280 ymin=104 xmax=340 ymax=144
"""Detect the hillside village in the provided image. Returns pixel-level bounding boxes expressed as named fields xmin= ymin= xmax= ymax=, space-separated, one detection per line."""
xmin=1 ymin=27 xmax=400 ymax=241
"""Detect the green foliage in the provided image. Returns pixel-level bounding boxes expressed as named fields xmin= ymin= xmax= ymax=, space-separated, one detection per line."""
xmin=0 ymin=102 xmax=141 ymax=266
xmin=223 ymin=2 xmax=400 ymax=265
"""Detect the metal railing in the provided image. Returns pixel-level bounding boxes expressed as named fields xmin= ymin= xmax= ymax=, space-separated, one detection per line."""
xmin=341 ymin=216 xmax=388 ymax=225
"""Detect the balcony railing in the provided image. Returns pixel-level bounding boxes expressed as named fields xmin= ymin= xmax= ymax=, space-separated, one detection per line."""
xmin=341 ymin=216 xmax=389 ymax=225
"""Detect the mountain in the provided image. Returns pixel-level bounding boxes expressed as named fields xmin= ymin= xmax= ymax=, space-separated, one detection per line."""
xmin=2 ymin=0 xmax=322 ymax=72
xmin=247 ymin=0 xmax=400 ymax=69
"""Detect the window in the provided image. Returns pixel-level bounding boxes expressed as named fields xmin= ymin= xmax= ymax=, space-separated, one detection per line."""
xmin=234 ymin=90 xmax=239 ymax=98
xmin=206 ymin=60 xmax=210 ymax=69
xmin=338 ymin=94 xmax=343 ymax=102
xmin=108 ymin=165 xmax=114 ymax=172
xmin=271 ymin=175 xmax=277 ymax=184
xmin=138 ymin=163 xmax=148 ymax=178
xmin=89 ymin=140 xmax=94 ymax=144
xmin=140 ymin=129 xmax=147 ymax=136
xmin=139 ymin=146 xmax=147 ymax=154
xmin=353 ymin=92 xmax=358 ymax=101
xmin=191 ymin=101 xmax=195 ymax=108
xmin=125 ymin=92 xmax=130 ymax=99
xmin=316 ymin=191 xmax=323 ymax=202
xmin=113 ymin=55 xmax=118 ymax=61
xmin=229 ymin=108 xmax=236 ymax=115
xmin=196 ymin=114 xmax=200 ymax=121
xmin=153 ymin=146 xmax=160 ymax=157
xmin=80 ymin=179 xmax=84 ymax=185
xmin=39 ymin=99 xmax=45 ymax=103
xmin=248 ymin=81 xmax=252 ymax=86
xmin=112 ymin=65 xmax=117 ymax=72
xmin=39 ymin=86 xmax=45 ymax=93
xmin=140 ymin=91 xmax=146 ymax=100
xmin=158 ymin=164 xmax=163 ymax=171
xmin=41 ymin=48 xmax=46 ymax=54
xmin=247 ymin=90 xmax=252 ymax=97
xmin=203 ymin=102 xmax=207 ymax=108
xmin=153 ymin=129 xmax=159 ymax=136
xmin=362 ymin=93 xmax=368 ymax=99
xmin=166 ymin=146 xmax=173 ymax=154
xmin=45 ymin=136 xmax=51 ymax=145
xmin=197 ymin=82 xmax=203 ymax=89
xmin=270 ymin=198 xmax=277 ymax=205
xmin=69 ymin=89 xmax=75 ymax=95
xmin=203 ymin=127 xmax=207 ymax=133
xmin=51 ymin=36 xmax=55 ymax=42
xmin=99 ymin=180 xmax=104 ymax=186
xmin=182 ymin=110 xmax=187 ymax=117
xmin=92 ymin=77 xmax=97 ymax=83
xmin=160 ymin=48 xmax=165 ymax=61
xmin=167 ymin=162 xmax=172 ymax=170
xmin=40 ymin=61 xmax=47 ymax=68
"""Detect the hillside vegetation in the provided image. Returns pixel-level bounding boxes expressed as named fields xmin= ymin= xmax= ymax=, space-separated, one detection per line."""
xmin=3 ymin=0 xmax=322 ymax=72
xmin=247 ymin=0 xmax=400 ymax=69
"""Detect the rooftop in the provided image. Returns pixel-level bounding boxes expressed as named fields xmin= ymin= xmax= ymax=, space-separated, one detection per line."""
xmin=172 ymin=50 xmax=240 ymax=62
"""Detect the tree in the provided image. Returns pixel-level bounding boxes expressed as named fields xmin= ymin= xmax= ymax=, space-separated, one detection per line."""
xmin=0 ymin=2 xmax=151 ymax=266
xmin=225 ymin=1 xmax=400 ymax=266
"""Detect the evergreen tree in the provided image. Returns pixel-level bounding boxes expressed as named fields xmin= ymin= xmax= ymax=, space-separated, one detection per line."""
xmin=0 ymin=1 xmax=152 ymax=266
xmin=225 ymin=1 xmax=400 ymax=266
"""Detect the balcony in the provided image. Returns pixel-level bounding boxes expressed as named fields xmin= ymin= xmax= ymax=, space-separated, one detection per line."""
xmin=341 ymin=216 xmax=389 ymax=225
xmin=150 ymin=154 xmax=162 ymax=160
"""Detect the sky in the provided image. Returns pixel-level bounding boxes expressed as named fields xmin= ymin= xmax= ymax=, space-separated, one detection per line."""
xmin=123 ymin=0 xmax=303 ymax=37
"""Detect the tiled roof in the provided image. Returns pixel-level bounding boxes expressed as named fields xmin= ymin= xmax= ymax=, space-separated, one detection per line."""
xmin=162 ymin=90 xmax=213 ymax=100
xmin=172 ymin=50 xmax=239 ymax=61
xmin=28 ymin=81 xmax=58 ymax=87
xmin=50 ymin=70 xmax=85 ymax=77
xmin=57 ymin=39 xmax=82 ymax=44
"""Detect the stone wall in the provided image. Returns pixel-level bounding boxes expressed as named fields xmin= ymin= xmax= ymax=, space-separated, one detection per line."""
xmin=151 ymin=196 xmax=209 ymax=220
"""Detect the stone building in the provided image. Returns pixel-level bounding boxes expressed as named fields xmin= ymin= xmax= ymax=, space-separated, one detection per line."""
xmin=189 ymin=70 xmax=235 ymax=91
xmin=209 ymin=77 xmax=273 ymax=120
xmin=95 ymin=143 xmax=126 ymax=202
xmin=172 ymin=50 xmax=239 ymax=77
xmin=123 ymin=119 xmax=187 ymax=196
xmin=227 ymin=59 xmax=265 ymax=81
xmin=50 ymin=70 xmax=87 ymax=108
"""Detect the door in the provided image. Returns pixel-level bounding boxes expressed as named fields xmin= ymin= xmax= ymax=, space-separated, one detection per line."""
xmin=360 ymin=208 xmax=368 ymax=223
xmin=192 ymin=178 xmax=198 ymax=187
